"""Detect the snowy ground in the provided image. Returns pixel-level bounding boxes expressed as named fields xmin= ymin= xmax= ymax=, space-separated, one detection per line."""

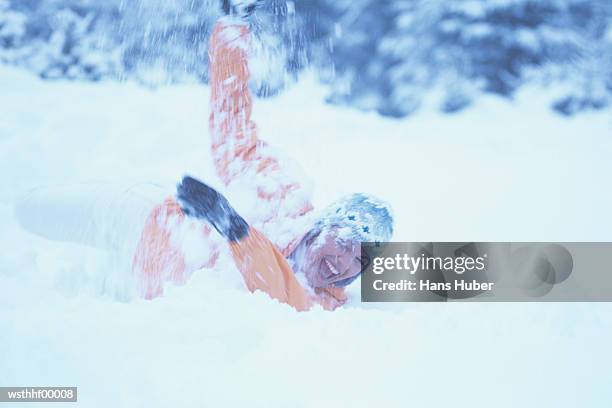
xmin=2 ymin=65 xmax=612 ymax=407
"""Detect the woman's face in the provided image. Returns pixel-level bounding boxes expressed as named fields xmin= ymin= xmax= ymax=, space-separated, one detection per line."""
xmin=299 ymin=228 xmax=364 ymax=289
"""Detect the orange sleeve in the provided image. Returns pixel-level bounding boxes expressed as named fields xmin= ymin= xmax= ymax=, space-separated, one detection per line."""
xmin=229 ymin=228 xmax=312 ymax=311
xmin=229 ymin=228 xmax=346 ymax=312
xmin=208 ymin=19 xmax=255 ymax=177
xmin=208 ymin=20 xmax=313 ymax=222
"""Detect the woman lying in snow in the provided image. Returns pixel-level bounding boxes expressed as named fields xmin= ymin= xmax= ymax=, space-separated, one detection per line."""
xmin=16 ymin=2 xmax=393 ymax=311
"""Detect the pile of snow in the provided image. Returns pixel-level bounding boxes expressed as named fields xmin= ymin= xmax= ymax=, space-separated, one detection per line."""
xmin=1 ymin=66 xmax=612 ymax=407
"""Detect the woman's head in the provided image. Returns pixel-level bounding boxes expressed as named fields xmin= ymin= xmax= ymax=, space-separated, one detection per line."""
xmin=291 ymin=193 xmax=393 ymax=289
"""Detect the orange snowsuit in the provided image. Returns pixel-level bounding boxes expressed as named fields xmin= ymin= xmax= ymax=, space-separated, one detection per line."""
xmin=132 ymin=19 xmax=346 ymax=311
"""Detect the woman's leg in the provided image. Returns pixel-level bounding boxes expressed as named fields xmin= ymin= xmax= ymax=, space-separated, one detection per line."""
xmin=16 ymin=182 xmax=171 ymax=299
xmin=17 ymin=183 xmax=220 ymax=300
xmin=16 ymin=182 xmax=167 ymax=257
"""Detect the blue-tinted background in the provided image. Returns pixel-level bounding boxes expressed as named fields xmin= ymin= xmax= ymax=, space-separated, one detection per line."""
xmin=1 ymin=0 xmax=610 ymax=117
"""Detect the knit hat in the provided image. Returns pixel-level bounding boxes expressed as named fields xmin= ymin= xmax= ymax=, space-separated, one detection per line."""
xmin=304 ymin=193 xmax=393 ymax=287
xmin=314 ymin=193 xmax=394 ymax=244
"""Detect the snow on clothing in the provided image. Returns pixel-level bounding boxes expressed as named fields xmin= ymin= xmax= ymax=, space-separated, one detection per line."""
xmin=15 ymin=182 xmax=203 ymax=298
xmin=15 ymin=19 xmax=341 ymax=311
xmin=16 ymin=19 xmax=393 ymax=311
xmin=128 ymin=18 xmax=349 ymax=311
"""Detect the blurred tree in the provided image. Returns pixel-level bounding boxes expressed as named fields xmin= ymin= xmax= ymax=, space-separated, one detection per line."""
xmin=0 ymin=0 xmax=218 ymax=83
xmin=551 ymin=0 xmax=612 ymax=114
xmin=303 ymin=0 xmax=612 ymax=116
xmin=1 ymin=0 xmax=123 ymax=80
xmin=117 ymin=0 xmax=217 ymax=85
xmin=1 ymin=0 xmax=611 ymax=116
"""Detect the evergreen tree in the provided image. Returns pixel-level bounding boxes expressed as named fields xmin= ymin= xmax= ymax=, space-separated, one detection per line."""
xmin=306 ymin=0 xmax=612 ymax=116
xmin=1 ymin=0 xmax=611 ymax=116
